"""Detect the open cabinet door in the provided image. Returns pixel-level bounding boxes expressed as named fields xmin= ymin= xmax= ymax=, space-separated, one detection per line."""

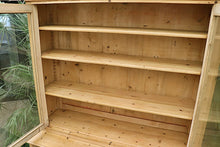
xmin=188 ymin=4 xmax=220 ymax=147
xmin=0 ymin=4 xmax=48 ymax=147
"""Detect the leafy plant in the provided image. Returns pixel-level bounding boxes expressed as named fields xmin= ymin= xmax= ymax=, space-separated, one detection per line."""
xmin=0 ymin=13 xmax=39 ymax=147
xmin=1 ymin=65 xmax=35 ymax=100
xmin=4 ymin=104 xmax=39 ymax=146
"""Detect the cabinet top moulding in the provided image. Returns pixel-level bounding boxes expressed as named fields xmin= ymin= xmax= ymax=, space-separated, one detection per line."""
xmin=39 ymin=25 xmax=207 ymax=39
xmin=26 ymin=0 xmax=215 ymax=4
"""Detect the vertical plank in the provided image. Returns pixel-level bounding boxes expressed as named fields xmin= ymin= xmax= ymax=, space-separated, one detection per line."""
xmin=188 ymin=5 xmax=220 ymax=147
xmin=28 ymin=5 xmax=49 ymax=126
xmin=46 ymin=96 xmax=60 ymax=116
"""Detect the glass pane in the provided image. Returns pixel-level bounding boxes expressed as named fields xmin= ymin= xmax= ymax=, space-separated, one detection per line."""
xmin=0 ymin=13 xmax=39 ymax=146
xmin=201 ymin=16 xmax=220 ymax=147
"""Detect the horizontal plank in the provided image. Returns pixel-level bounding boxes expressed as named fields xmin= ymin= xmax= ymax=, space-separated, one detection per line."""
xmin=63 ymin=104 xmax=189 ymax=133
xmin=42 ymin=49 xmax=202 ymax=75
xmin=45 ymin=81 xmax=195 ymax=120
xmin=39 ymin=25 xmax=207 ymax=39
xmin=26 ymin=0 xmax=214 ymax=4
xmin=28 ymin=128 xmax=106 ymax=147
xmin=28 ymin=110 xmax=188 ymax=147
xmin=26 ymin=0 xmax=108 ymax=4
xmin=111 ymin=0 xmax=214 ymax=3
xmin=0 ymin=4 xmax=33 ymax=13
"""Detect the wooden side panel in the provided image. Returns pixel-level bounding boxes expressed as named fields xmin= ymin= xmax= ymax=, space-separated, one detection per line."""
xmin=28 ymin=5 xmax=49 ymax=126
xmin=188 ymin=7 xmax=220 ymax=147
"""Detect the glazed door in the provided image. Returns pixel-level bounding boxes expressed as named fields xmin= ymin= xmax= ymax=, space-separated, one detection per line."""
xmin=188 ymin=4 xmax=220 ymax=147
xmin=0 ymin=4 xmax=48 ymax=147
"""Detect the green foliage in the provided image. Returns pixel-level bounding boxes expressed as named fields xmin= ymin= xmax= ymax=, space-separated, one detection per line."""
xmin=9 ymin=14 xmax=31 ymax=62
xmin=0 ymin=101 xmax=5 ymax=110
xmin=0 ymin=13 xmax=31 ymax=64
xmin=4 ymin=104 xmax=39 ymax=146
xmin=1 ymin=65 xmax=35 ymax=100
xmin=0 ymin=13 xmax=39 ymax=147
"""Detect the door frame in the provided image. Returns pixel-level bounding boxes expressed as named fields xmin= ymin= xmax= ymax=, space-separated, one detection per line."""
xmin=0 ymin=4 xmax=48 ymax=147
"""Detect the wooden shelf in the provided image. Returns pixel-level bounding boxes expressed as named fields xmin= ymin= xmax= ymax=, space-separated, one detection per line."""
xmin=28 ymin=110 xmax=188 ymax=147
xmin=45 ymin=81 xmax=195 ymax=120
xmin=111 ymin=0 xmax=214 ymax=4
xmin=27 ymin=0 xmax=108 ymax=4
xmin=26 ymin=0 xmax=214 ymax=4
xmin=39 ymin=25 xmax=207 ymax=39
xmin=42 ymin=49 xmax=202 ymax=75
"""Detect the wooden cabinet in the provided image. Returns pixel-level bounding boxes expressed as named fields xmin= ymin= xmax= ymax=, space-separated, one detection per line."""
xmin=3 ymin=1 xmax=220 ymax=147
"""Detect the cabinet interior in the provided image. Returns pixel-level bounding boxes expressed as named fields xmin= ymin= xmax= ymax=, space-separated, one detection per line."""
xmin=28 ymin=3 xmax=212 ymax=147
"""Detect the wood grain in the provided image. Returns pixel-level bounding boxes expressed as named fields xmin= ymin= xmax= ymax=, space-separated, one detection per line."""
xmin=42 ymin=49 xmax=202 ymax=75
xmin=26 ymin=0 xmax=214 ymax=4
xmin=39 ymin=25 xmax=207 ymax=39
xmin=188 ymin=9 xmax=220 ymax=147
xmin=31 ymin=3 xmax=214 ymax=146
xmin=45 ymin=81 xmax=195 ymax=120
xmin=53 ymin=61 xmax=200 ymax=100
xmin=37 ymin=4 xmax=211 ymax=32
xmin=28 ymin=110 xmax=188 ymax=147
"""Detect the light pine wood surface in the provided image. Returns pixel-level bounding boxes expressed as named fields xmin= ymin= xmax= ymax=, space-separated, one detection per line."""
xmin=28 ymin=110 xmax=188 ymax=147
xmin=42 ymin=49 xmax=202 ymax=75
xmin=45 ymin=81 xmax=195 ymax=120
xmin=26 ymin=2 xmax=215 ymax=147
xmin=39 ymin=25 xmax=208 ymax=39
xmin=26 ymin=0 xmax=214 ymax=4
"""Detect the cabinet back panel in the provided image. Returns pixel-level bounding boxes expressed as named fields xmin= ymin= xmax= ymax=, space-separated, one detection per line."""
xmin=38 ymin=4 xmax=211 ymax=32
xmin=51 ymin=31 xmax=206 ymax=61
xmin=46 ymin=95 xmax=60 ymax=115
xmin=40 ymin=31 xmax=53 ymax=52
xmin=42 ymin=59 xmax=55 ymax=85
xmin=44 ymin=60 xmax=200 ymax=100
